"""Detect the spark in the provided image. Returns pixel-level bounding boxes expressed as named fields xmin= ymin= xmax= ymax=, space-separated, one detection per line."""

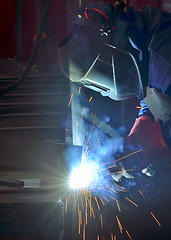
xmin=126 ymin=230 xmax=133 ymax=240
xmin=125 ymin=197 xmax=138 ymax=207
xmin=91 ymin=207 xmax=95 ymax=218
xmin=103 ymin=196 xmax=109 ymax=202
xmin=85 ymin=208 xmax=88 ymax=224
xmin=66 ymin=128 xmax=68 ymax=131
xmin=94 ymin=196 xmax=101 ymax=211
xmin=85 ymin=197 xmax=88 ymax=208
xmin=68 ymin=94 xmax=73 ymax=107
xmin=150 ymin=211 xmax=161 ymax=227
xmin=81 ymin=108 xmax=85 ymax=117
xmin=110 ymin=196 xmax=121 ymax=212
xmin=114 ymin=182 xmax=126 ymax=192
xmin=89 ymin=197 xmax=92 ymax=218
xmin=89 ymin=96 xmax=93 ymax=102
xmin=85 ymin=121 xmax=95 ymax=147
xmin=80 ymin=210 xmax=82 ymax=225
xmin=111 ymin=233 xmax=114 ymax=240
xmin=79 ymin=86 xmax=82 ymax=94
xmin=78 ymin=211 xmax=81 ymax=234
xmin=97 ymin=235 xmax=100 ymax=240
xmin=114 ymin=235 xmax=116 ymax=240
xmin=139 ymin=190 xmax=145 ymax=199
xmin=107 ymin=185 xmax=118 ymax=194
xmin=81 ymin=194 xmax=84 ymax=209
xmin=98 ymin=150 xmax=142 ymax=172
xmin=136 ymin=106 xmax=142 ymax=109
xmin=116 ymin=215 xmax=123 ymax=233
xmin=114 ymin=149 xmax=142 ymax=163
xmin=78 ymin=202 xmax=80 ymax=214
xmin=116 ymin=200 xmax=121 ymax=212
xmin=99 ymin=197 xmax=105 ymax=205
xmin=83 ymin=221 xmax=86 ymax=240
xmin=100 ymin=214 xmax=103 ymax=229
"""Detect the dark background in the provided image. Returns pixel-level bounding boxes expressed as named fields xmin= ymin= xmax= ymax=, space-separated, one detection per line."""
xmin=0 ymin=1 xmax=171 ymax=240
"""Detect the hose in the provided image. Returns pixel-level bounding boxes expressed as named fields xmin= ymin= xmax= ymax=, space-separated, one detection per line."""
xmin=0 ymin=0 xmax=51 ymax=96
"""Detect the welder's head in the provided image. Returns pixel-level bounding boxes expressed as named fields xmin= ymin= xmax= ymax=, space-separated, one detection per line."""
xmin=58 ymin=1 xmax=144 ymax=101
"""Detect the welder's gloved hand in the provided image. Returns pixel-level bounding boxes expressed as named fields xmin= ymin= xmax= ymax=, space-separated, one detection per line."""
xmin=129 ymin=115 xmax=170 ymax=157
xmin=108 ymin=137 xmax=145 ymax=182
xmin=128 ymin=115 xmax=171 ymax=174
xmin=110 ymin=115 xmax=171 ymax=182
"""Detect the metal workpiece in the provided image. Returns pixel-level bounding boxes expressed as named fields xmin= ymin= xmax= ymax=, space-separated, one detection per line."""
xmin=0 ymin=133 xmax=82 ymax=202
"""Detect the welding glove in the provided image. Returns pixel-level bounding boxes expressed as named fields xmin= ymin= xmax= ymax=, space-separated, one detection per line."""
xmin=128 ymin=115 xmax=171 ymax=173
xmin=128 ymin=115 xmax=170 ymax=158
xmin=111 ymin=115 xmax=171 ymax=182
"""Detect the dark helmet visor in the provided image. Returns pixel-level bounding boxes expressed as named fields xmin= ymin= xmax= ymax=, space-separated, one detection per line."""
xmin=58 ymin=29 xmax=143 ymax=100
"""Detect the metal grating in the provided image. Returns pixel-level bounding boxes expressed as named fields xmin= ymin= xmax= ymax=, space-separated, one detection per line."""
xmin=0 ymin=65 xmax=71 ymax=143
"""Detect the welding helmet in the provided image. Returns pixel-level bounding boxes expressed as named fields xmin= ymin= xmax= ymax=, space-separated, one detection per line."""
xmin=58 ymin=1 xmax=143 ymax=100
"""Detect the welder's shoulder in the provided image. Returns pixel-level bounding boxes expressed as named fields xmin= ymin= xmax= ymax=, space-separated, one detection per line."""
xmin=139 ymin=5 xmax=171 ymax=19
xmin=140 ymin=6 xmax=171 ymax=63
xmin=142 ymin=5 xmax=171 ymax=32
xmin=130 ymin=5 xmax=171 ymax=29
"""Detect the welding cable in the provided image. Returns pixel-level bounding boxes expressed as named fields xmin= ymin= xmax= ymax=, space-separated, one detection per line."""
xmin=0 ymin=0 xmax=50 ymax=96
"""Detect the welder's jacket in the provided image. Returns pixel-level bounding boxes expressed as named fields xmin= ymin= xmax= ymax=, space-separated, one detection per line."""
xmin=88 ymin=2 xmax=171 ymax=149
xmin=112 ymin=5 xmax=171 ymax=150
xmin=81 ymin=2 xmax=171 ymax=153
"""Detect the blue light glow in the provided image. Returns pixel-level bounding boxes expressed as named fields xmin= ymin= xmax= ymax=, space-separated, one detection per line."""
xmin=69 ymin=154 xmax=98 ymax=189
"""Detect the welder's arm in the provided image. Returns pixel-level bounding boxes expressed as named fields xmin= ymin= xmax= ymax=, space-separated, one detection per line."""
xmin=135 ymin=99 xmax=171 ymax=150
xmin=128 ymin=115 xmax=171 ymax=162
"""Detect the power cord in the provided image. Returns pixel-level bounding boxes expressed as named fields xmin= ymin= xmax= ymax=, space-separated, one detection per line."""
xmin=0 ymin=0 xmax=50 ymax=96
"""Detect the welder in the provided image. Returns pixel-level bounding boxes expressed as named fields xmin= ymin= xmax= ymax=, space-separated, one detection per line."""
xmin=58 ymin=0 xmax=171 ymax=181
